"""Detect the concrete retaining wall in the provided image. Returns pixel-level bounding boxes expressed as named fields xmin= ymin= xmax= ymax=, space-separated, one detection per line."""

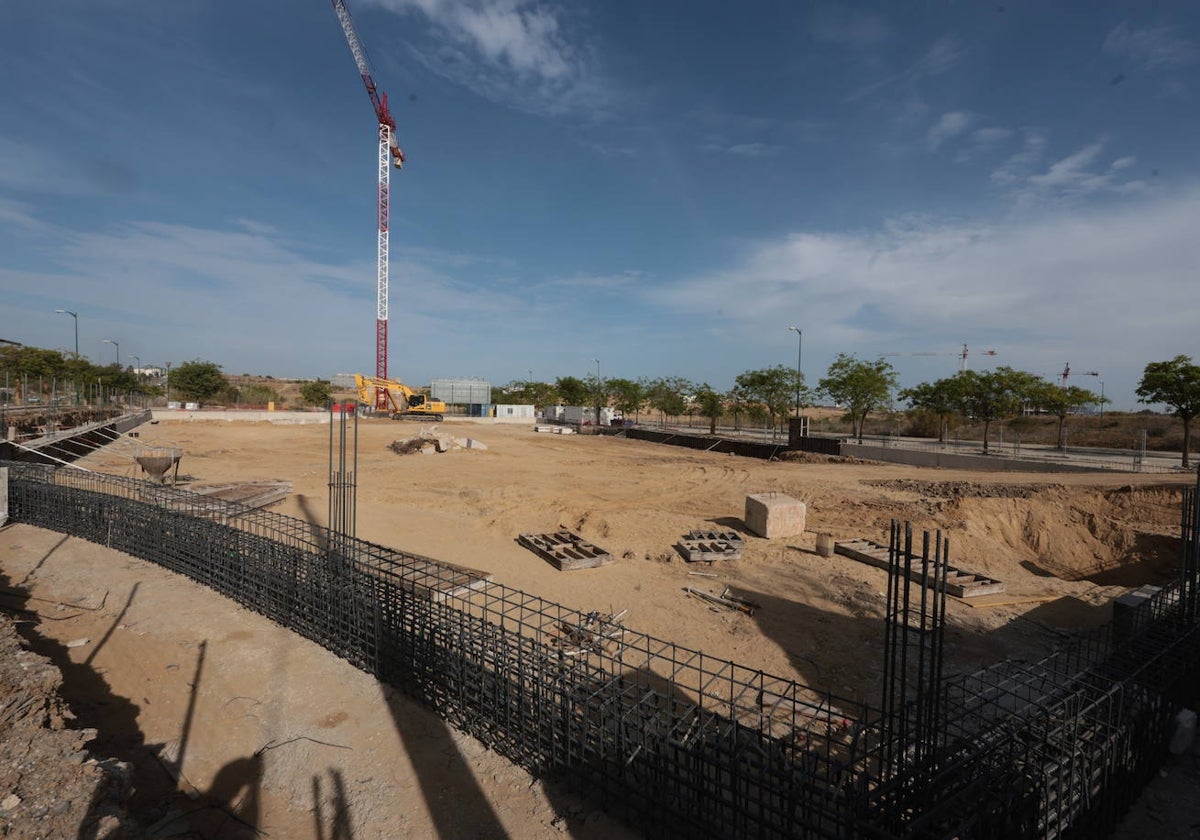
xmin=842 ymin=443 xmax=1115 ymax=473
xmin=152 ymin=409 xmax=330 ymax=424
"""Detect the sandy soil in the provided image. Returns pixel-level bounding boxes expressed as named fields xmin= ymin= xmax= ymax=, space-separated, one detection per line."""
xmin=3 ymin=416 xmax=1197 ymax=836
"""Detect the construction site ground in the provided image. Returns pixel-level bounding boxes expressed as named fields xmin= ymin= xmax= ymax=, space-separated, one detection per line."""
xmin=2 ymin=417 xmax=1198 ymax=838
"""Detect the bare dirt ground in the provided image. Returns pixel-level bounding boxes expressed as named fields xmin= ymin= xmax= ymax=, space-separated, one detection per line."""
xmin=2 ymin=416 xmax=1197 ymax=837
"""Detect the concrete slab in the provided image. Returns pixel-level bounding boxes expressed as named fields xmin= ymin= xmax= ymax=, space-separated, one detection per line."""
xmin=744 ymin=493 xmax=806 ymax=539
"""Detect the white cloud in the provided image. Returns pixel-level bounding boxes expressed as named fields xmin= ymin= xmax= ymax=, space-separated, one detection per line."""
xmin=1 ymin=220 xmax=545 ymax=381
xmin=643 ymin=187 xmax=1200 ymax=399
xmin=702 ymin=142 xmax=784 ymax=158
xmin=372 ymin=0 xmax=608 ymax=118
xmin=989 ymin=128 xmax=1047 ymax=185
xmin=0 ymin=198 xmax=47 ymax=232
xmin=990 ymin=141 xmax=1148 ymax=201
xmin=925 ymin=111 xmax=974 ymax=151
xmin=970 ymin=127 xmax=1014 ymax=148
xmin=1104 ymin=22 xmax=1197 ymax=70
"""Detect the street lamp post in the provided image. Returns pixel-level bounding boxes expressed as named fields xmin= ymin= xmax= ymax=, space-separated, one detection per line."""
xmin=788 ymin=326 xmax=803 ymax=417
xmin=102 ymin=339 xmax=120 ymax=367
xmin=1099 ymin=381 xmax=1105 ymax=419
xmin=54 ymin=309 xmax=80 ymax=405
xmin=165 ymin=362 xmax=172 ymax=405
xmin=54 ymin=309 xmax=78 ymax=357
xmin=593 ymin=359 xmax=601 ymax=426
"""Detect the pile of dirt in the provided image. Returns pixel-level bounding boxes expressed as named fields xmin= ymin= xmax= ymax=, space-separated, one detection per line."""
xmin=0 ymin=614 xmax=140 ymax=839
xmin=776 ymin=450 xmax=873 ymax=465
xmin=389 ymin=428 xmax=487 ymax=455
xmin=865 ymin=479 xmax=1057 ymax=499
xmin=941 ymin=485 xmax=1184 ymax=585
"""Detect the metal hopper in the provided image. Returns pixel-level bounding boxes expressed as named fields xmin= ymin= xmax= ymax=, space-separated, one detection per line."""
xmin=134 ymin=445 xmax=182 ymax=485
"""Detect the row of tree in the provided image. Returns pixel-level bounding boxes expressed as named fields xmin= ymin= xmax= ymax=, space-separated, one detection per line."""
xmin=0 ymin=348 xmax=334 ymax=409
xmin=7 ymin=343 xmax=1197 ymax=467
xmin=499 ymin=354 xmax=1200 ymax=468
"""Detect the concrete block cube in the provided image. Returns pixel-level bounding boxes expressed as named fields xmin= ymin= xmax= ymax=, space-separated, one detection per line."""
xmin=744 ymin=493 xmax=806 ymax=539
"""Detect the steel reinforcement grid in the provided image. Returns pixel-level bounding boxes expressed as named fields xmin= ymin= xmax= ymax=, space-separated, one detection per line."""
xmin=5 ymin=461 xmax=1200 ymax=839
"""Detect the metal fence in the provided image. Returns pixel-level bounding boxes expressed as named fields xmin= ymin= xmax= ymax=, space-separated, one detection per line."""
xmin=5 ymin=462 xmax=1200 ymax=838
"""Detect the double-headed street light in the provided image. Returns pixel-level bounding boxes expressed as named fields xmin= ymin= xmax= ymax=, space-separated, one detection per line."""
xmin=102 ymin=339 xmax=120 ymax=366
xmin=54 ymin=309 xmax=78 ymax=357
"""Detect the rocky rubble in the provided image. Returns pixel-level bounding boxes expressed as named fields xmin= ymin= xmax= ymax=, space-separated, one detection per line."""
xmin=388 ymin=427 xmax=488 ymax=455
xmin=0 ymin=615 xmax=141 ymax=839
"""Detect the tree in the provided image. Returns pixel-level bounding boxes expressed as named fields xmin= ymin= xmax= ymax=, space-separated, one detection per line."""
xmin=646 ymin=377 xmax=690 ymax=427
xmin=818 ymin=355 xmax=898 ymax=444
xmin=1032 ymin=382 xmax=1103 ymax=450
xmin=734 ymin=365 xmax=804 ymax=439
xmin=587 ymin=374 xmax=610 ymax=425
xmin=300 ymin=380 xmax=332 ymax=406
xmin=171 ymin=360 xmax=226 ymax=405
xmin=955 ymin=367 xmax=1042 ymax=454
xmin=1137 ymin=355 xmax=1200 ymax=468
xmin=554 ymin=376 xmax=589 ymax=406
xmin=900 ymin=377 xmax=966 ymax=443
xmin=607 ymin=378 xmax=646 ymax=423
xmin=693 ymin=384 xmax=726 ymax=435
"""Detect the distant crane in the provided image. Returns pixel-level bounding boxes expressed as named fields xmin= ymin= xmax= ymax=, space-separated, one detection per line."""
xmin=329 ymin=0 xmax=406 ymax=410
xmin=1060 ymin=363 xmax=1099 ymax=388
xmin=883 ymin=344 xmax=997 ymax=373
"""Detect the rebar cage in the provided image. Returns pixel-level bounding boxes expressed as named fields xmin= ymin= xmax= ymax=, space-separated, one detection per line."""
xmin=5 ymin=461 xmax=1199 ymax=839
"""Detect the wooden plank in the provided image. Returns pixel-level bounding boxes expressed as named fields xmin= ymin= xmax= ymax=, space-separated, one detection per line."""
xmin=834 ymin=538 xmax=1006 ymax=599
xmin=189 ymin=480 xmax=292 ymax=510
xmin=518 ymin=531 xmax=614 ymax=571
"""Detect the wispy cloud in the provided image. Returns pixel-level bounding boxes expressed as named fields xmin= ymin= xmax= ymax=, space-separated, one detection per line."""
xmin=544 ymin=269 xmax=646 ymax=291
xmin=702 ymin=142 xmax=784 ymax=158
xmin=0 ymin=197 xmax=47 ymax=233
xmin=990 ymin=129 xmax=1047 ymax=185
xmin=809 ymin=8 xmax=889 ymax=48
xmin=925 ymin=111 xmax=974 ymax=151
xmin=1104 ymin=22 xmax=1197 ymax=71
xmin=3 ymin=219 xmax=545 ymax=378
xmin=847 ymin=36 xmax=966 ymax=101
xmin=644 ymin=187 xmax=1200 ymax=392
xmin=371 ymin=0 xmax=610 ymax=118
xmin=993 ymin=139 xmax=1147 ymax=202
xmin=952 ymin=126 xmax=1015 ymax=162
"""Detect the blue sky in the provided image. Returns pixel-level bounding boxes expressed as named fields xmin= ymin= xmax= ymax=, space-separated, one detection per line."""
xmin=1 ymin=1 xmax=1197 ymax=409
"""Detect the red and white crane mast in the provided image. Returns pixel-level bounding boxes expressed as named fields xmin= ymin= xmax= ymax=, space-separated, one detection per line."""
xmin=330 ymin=0 xmax=405 ymax=410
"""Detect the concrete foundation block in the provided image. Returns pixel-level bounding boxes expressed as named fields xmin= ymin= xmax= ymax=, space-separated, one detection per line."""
xmin=744 ymin=493 xmax=806 ymax=539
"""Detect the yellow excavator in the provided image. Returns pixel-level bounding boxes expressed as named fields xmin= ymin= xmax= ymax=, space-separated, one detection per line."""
xmin=354 ymin=374 xmax=446 ymax=420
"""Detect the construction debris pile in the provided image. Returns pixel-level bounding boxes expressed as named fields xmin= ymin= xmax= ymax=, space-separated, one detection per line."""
xmin=389 ymin=428 xmax=487 ymax=456
xmin=546 ymin=609 xmax=627 ymax=656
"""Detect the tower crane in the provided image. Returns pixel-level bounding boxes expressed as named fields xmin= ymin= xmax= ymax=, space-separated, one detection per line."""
xmin=883 ymin=344 xmax=997 ymax=373
xmin=1060 ymin=363 xmax=1099 ymax=388
xmin=329 ymin=0 xmax=406 ymax=410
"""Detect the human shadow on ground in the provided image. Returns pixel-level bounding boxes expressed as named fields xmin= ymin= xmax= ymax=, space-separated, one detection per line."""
xmin=294 ymin=493 xmax=331 ymax=552
xmin=312 ymin=768 xmax=356 ymax=840
xmin=381 ymin=684 xmax=510 ymax=839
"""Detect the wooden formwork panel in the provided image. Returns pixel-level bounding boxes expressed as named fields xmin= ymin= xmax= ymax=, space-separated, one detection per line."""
xmin=834 ymin=538 xmax=1006 ymax=599
xmin=678 ymin=530 xmax=745 ymax=562
xmin=518 ymin=531 xmax=614 ymax=571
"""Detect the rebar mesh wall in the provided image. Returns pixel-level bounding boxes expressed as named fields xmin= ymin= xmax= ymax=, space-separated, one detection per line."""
xmin=7 ymin=462 xmax=1200 ymax=839
xmin=5 ymin=463 xmax=878 ymax=838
